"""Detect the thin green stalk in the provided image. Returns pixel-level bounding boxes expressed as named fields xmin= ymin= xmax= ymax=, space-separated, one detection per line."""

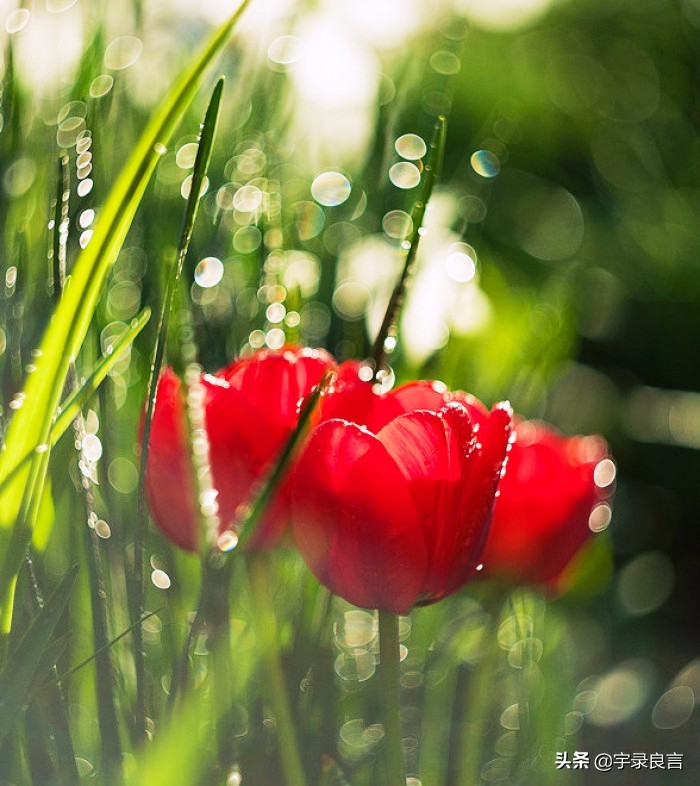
xmin=24 ymin=555 xmax=80 ymax=786
xmin=248 ymin=554 xmax=306 ymax=786
xmin=378 ymin=609 xmax=405 ymax=786
xmin=133 ymin=75 xmax=224 ymax=744
xmin=370 ymin=115 xmax=447 ymax=378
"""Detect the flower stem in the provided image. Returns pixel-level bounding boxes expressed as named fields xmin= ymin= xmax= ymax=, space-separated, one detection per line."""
xmin=247 ymin=554 xmax=306 ymax=786
xmin=378 ymin=609 xmax=405 ymax=786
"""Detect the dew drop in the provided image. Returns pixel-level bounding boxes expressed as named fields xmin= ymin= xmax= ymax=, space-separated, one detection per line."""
xmin=382 ymin=210 xmax=413 ymax=239
xmin=218 ymin=531 xmax=239 ymax=552
xmin=268 ymin=35 xmax=305 ymax=66
xmin=311 ymin=171 xmax=351 ymax=207
xmin=77 ymin=179 xmax=93 ymax=197
xmin=79 ymin=209 xmax=95 ymax=229
xmin=232 ymin=185 xmax=263 ymax=213
xmin=389 ymin=162 xmax=421 ymax=189
xmin=94 ymin=519 xmax=111 ymax=539
xmin=445 ymin=243 xmax=477 ymax=283
xmin=151 ymin=569 xmax=171 ymax=590
xmin=594 ymin=458 xmax=616 ymax=488
xmin=266 ymin=328 xmax=285 ymax=350
xmin=5 ymin=9 xmax=30 ymax=34
xmin=471 ymin=150 xmax=501 ymax=178
xmin=104 ymin=36 xmax=143 ymax=71
xmin=194 ymin=257 xmax=224 ymax=288
xmin=651 ymin=686 xmax=695 ymax=730
xmin=266 ymin=302 xmax=286 ymax=324
xmin=176 ymin=142 xmax=199 ymax=170
xmin=47 ymin=0 xmax=79 ymax=11
xmin=588 ymin=502 xmax=612 ymax=533
xmin=394 ymin=134 xmax=427 ymax=161
xmin=89 ymin=74 xmax=113 ymax=98
xmin=430 ymin=50 xmax=461 ymax=75
xmin=181 ymin=174 xmax=209 ymax=200
xmin=249 ymin=329 xmax=265 ymax=349
xmin=81 ymin=434 xmax=102 ymax=462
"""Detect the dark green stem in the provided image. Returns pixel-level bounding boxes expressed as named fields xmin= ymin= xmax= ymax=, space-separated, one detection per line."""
xmin=248 ymin=554 xmax=306 ymax=786
xmin=378 ymin=609 xmax=405 ymax=786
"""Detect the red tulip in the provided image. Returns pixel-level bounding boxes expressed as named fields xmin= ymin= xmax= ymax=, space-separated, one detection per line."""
xmin=145 ymin=347 xmax=336 ymax=552
xmin=480 ymin=420 xmax=614 ymax=586
xmin=291 ymin=363 xmax=513 ymax=613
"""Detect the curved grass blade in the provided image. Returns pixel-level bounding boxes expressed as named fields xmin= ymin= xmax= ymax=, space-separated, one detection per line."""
xmin=132 ymin=77 xmax=225 ymax=742
xmin=0 ymin=565 xmax=78 ymax=745
xmin=370 ymin=115 xmax=447 ymax=376
xmin=0 ymin=308 xmax=151 ymax=507
xmin=0 ymin=0 xmax=251 ymax=631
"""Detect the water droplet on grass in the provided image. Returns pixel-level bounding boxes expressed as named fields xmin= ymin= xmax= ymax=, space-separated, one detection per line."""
xmin=430 ymin=50 xmax=461 ymax=75
xmin=5 ymin=9 xmax=30 ymax=34
xmin=471 ymin=150 xmax=500 ymax=178
xmin=268 ymin=35 xmax=305 ymax=67
xmin=89 ymin=74 xmax=113 ymax=98
xmin=151 ymin=569 xmax=171 ymax=590
xmin=218 ymin=531 xmax=239 ymax=552
xmin=382 ymin=210 xmax=413 ymax=239
xmin=104 ymin=35 xmax=142 ymax=70
xmin=311 ymin=172 xmax=351 ymax=207
xmin=395 ymin=134 xmax=427 ymax=161
xmin=194 ymin=257 xmax=224 ymax=288
xmin=389 ymin=162 xmax=421 ymax=189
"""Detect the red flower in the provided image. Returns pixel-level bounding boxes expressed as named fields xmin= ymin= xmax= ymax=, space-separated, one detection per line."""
xmin=480 ymin=420 xmax=614 ymax=586
xmin=145 ymin=347 xmax=335 ymax=552
xmin=291 ymin=363 xmax=513 ymax=613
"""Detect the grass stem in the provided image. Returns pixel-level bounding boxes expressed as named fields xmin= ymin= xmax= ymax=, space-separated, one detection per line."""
xmin=378 ymin=609 xmax=405 ymax=786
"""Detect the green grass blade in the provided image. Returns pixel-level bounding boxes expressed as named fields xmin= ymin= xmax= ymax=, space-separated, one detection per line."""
xmin=370 ymin=115 xmax=447 ymax=375
xmin=0 ymin=308 xmax=151 ymax=508
xmin=0 ymin=565 xmax=78 ymax=744
xmin=0 ymin=0 xmax=251 ymax=627
xmin=132 ymin=77 xmax=224 ymax=741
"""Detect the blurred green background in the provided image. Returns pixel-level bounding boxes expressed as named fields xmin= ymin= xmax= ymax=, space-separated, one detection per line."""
xmin=1 ymin=0 xmax=699 ymax=783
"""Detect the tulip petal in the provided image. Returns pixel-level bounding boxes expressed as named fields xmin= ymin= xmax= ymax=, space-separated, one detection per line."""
xmin=292 ymin=420 xmax=427 ymax=613
xmin=145 ymin=369 xmax=200 ymax=551
xmin=220 ymin=347 xmax=335 ymax=427
xmin=318 ymin=365 xmax=454 ymax=432
xmin=482 ymin=423 xmax=606 ymax=585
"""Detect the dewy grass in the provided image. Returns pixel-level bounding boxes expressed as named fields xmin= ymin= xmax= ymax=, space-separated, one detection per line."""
xmin=0 ymin=0 xmax=251 ymax=638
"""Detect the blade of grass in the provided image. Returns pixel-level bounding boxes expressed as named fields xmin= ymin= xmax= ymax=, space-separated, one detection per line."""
xmin=0 ymin=0 xmax=251 ymax=634
xmin=132 ymin=76 xmax=224 ymax=742
xmin=370 ymin=115 xmax=447 ymax=378
xmin=0 ymin=308 xmax=151 ymax=505
xmin=54 ymin=610 xmax=160 ymax=684
xmin=0 ymin=565 xmax=78 ymax=745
